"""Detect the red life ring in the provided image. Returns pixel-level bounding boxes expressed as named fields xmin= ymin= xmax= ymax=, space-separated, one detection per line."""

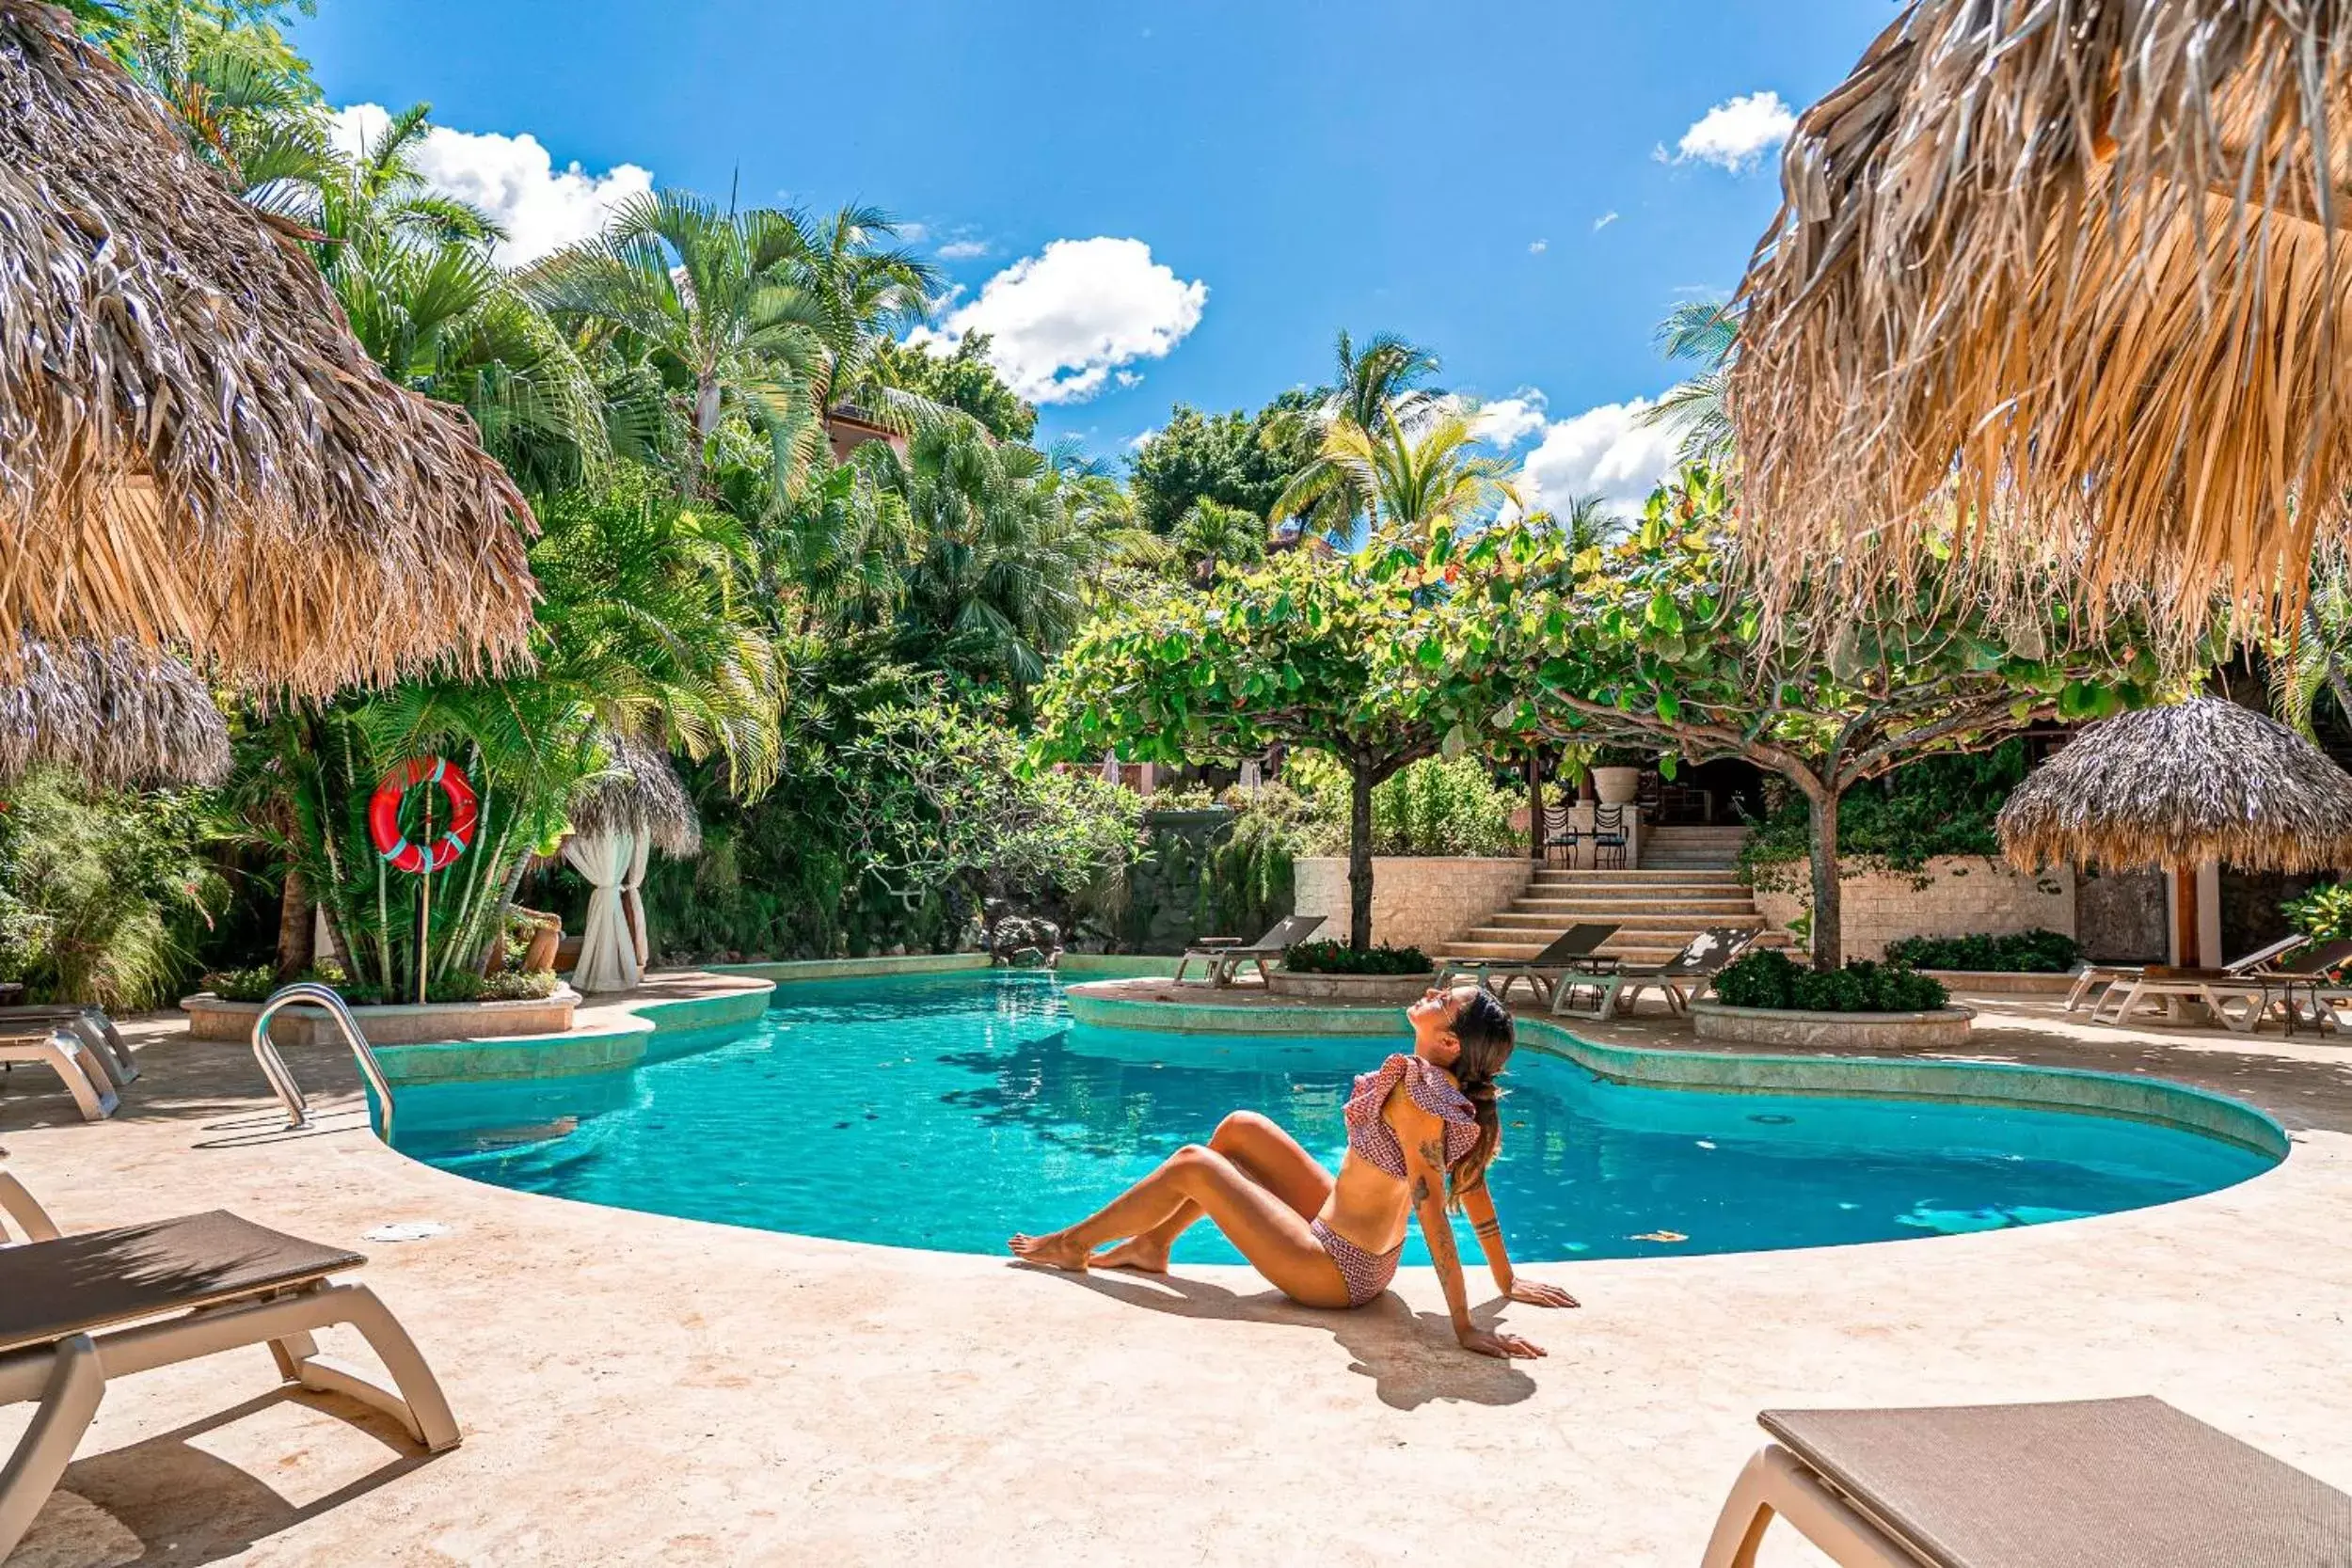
xmin=368 ymin=757 xmax=478 ymax=875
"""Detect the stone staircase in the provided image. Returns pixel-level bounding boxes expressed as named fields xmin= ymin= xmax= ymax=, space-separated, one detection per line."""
xmin=1436 ymin=826 xmax=1783 ymax=969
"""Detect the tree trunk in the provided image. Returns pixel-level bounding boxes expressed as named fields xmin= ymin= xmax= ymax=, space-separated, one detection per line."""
xmin=274 ymin=865 xmax=314 ymax=981
xmin=1525 ymin=750 xmax=1545 ymax=862
xmin=1348 ymin=762 xmax=1375 ymax=951
xmin=1807 ymin=788 xmax=1841 ymax=971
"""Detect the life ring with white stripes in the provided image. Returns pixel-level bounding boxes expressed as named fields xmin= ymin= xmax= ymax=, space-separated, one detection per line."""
xmin=368 ymin=756 xmax=477 ymax=874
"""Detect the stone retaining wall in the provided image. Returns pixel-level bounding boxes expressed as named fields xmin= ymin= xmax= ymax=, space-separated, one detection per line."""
xmin=1292 ymin=856 xmax=1533 ymax=951
xmin=1750 ymin=856 xmax=2074 ymax=961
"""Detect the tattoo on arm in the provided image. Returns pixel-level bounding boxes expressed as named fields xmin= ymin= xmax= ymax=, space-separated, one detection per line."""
xmin=1473 ymin=1216 xmax=1502 ymax=1240
xmin=1411 ymin=1174 xmax=1432 ymax=1205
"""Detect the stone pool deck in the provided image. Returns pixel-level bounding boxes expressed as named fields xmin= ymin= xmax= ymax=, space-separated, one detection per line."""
xmin=2 ymin=974 xmax=2348 ymax=1566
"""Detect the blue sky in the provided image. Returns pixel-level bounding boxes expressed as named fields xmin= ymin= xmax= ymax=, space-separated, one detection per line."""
xmin=294 ymin=1 xmax=1891 ymax=508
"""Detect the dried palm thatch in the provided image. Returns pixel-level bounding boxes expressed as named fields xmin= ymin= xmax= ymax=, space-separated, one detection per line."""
xmin=567 ymin=731 xmax=700 ymax=858
xmin=1998 ymin=697 xmax=2352 ymax=872
xmin=0 ymin=0 xmax=536 ymax=696
xmin=0 ymin=636 xmax=230 ymax=787
xmin=1731 ymin=0 xmax=2352 ymax=650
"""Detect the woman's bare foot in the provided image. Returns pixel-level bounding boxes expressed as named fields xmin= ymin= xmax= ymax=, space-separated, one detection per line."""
xmin=1008 ymin=1230 xmax=1090 ymax=1271
xmin=1091 ymin=1237 xmax=1170 ymax=1273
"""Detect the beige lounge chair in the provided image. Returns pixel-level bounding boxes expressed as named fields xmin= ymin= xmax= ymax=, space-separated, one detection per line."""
xmin=1551 ymin=927 xmax=1756 ymax=1020
xmin=1174 ymin=914 xmax=1325 ymax=987
xmin=0 ymin=1024 xmax=117 ymax=1121
xmin=1701 ymin=1396 xmax=2352 ymax=1568
xmin=0 ymin=1005 xmax=138 ymax=1085
xmin=0 ymin=1195 xmax=461 ymax=1557
xmin=2068 ymin=933 xmax=2301 ymax=1015
xmin=1438 ymin=924 xmax=1621 ymax=1006
xmin=2096 ymin=937 xmax=2352 ymax=1034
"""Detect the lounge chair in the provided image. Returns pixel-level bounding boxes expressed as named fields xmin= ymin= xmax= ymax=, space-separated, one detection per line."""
xmin=1549 ymin=927 xmax=1756 ymax=1021
xmin=2095 ymin=937 xmax=2352 ymax=1034
xmin=1173 ymin=914 xmax=1325 ymax=987
xmin=1438 ymin=924 xmax=1621 ymax=1006
xmin=0 ymin=1004 xmax=138 ymax=1085
xmin=1700 ymin=1396 xmax=2352 ymax=1568
xmin=0 ymin=1024 xmax=117 ymax=1121
xmin=2067 ymin=933 xmax=2301 ymax=1015
xmin=0 ymin=1198 xmax=462 ymax=1557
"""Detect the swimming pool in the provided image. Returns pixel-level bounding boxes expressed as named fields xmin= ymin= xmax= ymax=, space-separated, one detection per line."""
xmin=390 ymin=972 xmax=2280 ymax=1264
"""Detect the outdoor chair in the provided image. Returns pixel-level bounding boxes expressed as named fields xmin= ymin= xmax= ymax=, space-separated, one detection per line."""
xmin=2093 ymin=937 xmax=2352 ymax=1035
xmin=0 ymin=1024 xmax=117 ymax=1122
xmin=1173 ymin=914 xmax=1326 ymax=987
xmin=1550 ymin=927 xmax=1756 ymax=1021
xmin=0 ymin=1005 xmax=138 ymax=1087
xmin=1700 ymin=1396 xmax=2352 ymax=1568
xmin=1542 ymin=804 xmax=1629 ymax=869
xmin=2067 ymin=933 xmax=2301 ymax=1015
xmin=1438 ymin=924 xmax=1621 ymax=1006
xmin=1539 ymin=803 xmax=1575 ymax=866
xmin=0 ymin=1190 xmax=462 ymax=1558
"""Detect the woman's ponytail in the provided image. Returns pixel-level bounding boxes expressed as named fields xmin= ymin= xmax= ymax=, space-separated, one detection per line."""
xmin=1445 ymin=988 xmax=1515 ymax=1209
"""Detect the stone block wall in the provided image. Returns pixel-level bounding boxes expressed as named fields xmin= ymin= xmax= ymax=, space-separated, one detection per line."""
xmin=1293 ymin=856 xmax=1534 ymax=952
xmin=1750 ymin=856 xmax=2075 ymax=961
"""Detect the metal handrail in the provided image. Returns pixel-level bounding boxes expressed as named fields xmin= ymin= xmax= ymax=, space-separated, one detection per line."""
xmin=250 ymin=983 xmax=399 ymax=1143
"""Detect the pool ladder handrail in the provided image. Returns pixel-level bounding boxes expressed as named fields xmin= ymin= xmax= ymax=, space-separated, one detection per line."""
xmin=250 ymin=982 xmax=398 ymax=1143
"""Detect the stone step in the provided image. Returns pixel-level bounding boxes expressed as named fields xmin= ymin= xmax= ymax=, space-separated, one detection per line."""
xmin=1529 ymin=877 xmax=1747 ymax=893
xmin=1532 ymin=868 xmax=1745 ymax=883
xmin=1438 ymin=930 xmax=1790 ymax=963
xmin=1465 ymin=911 xmax=1764 ymax=938
xmin=1489 ymin=903 xmax=1761 ymax=923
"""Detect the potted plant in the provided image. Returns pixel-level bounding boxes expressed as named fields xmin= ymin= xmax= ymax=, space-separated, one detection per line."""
xmin=1590 ymin=745 xmax=1648 ymax=806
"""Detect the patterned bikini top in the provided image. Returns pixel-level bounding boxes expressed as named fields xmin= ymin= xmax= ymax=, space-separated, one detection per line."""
xmin=1341 ymin=1053 xmax=1482 ymax=1179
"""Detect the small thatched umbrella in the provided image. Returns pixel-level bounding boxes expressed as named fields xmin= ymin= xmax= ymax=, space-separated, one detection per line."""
xmin=0 ymin=636 xmax=230 ymax=787
xmin=1997 ymin=697 xmax=2352 ymax=964
xmin=0 ymin=0 xmax=536 ymax=695
xmin=567 ymin=732 xmax=701 ymax=859
xmin=1730 ymin=1 xmax=2352 ymax=647
xmin=564 ymin=733 xmax=699 ymax=992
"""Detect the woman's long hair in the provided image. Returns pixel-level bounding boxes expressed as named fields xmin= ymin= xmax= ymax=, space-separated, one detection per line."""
xmin=1446 ymin=988 xmax=1515 ymax=1209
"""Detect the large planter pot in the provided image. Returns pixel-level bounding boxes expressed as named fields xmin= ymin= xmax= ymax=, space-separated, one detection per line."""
xmin=1265 ymin=969 xmax=1437 ymax=1006
xmin=182 ymin=987 xmax=580 ymax=1045
xmin=1591 ymin=767 xmax=1641 ymax=806
xmin=1689 ymin=1000 xmax=1976 ymax=1050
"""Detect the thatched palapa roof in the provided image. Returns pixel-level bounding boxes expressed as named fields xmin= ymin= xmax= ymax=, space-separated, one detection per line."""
xmin=1731 ymin=1 xmax=2352 ymax=646
xmin=1998 ymin=698 xmax=2352 ymax=873
xmin=568 ymin=732 xmax=700 ymax=857
xmin=0 ymin=636 xmax=230 ymax=787
xmin=0 ymin=0 xmax=537 ymax=695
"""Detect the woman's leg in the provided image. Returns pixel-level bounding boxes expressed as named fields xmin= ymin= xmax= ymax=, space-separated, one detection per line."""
xmin=1095 ymin=1112 xmax=1331 ymax=1272
xmin=1009 ymin=1143 xmax=1352 ymax=1307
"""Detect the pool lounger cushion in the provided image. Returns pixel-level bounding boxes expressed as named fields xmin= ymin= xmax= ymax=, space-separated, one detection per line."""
xmin=1701 ymin=1396 xmax=2352 ymax=1568
xmin=0 ymin=1208 xmax=461 ymax=1557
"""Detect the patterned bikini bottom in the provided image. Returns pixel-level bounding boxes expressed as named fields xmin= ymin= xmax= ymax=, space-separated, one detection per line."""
xmin=1310 ymin=1217 xmax=1402 ymax=1307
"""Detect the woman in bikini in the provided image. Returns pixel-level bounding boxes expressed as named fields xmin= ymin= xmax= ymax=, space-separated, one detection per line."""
xmin=1009 ymin=984 xmax=1579 ymax=1358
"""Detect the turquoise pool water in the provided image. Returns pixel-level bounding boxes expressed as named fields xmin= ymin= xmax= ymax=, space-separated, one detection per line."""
xmin=391 ymin=973 xmax=2277 ymax=1264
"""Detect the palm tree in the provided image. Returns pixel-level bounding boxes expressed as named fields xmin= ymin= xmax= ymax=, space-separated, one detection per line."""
xmin=1269 ymin=331 xmax=1448 ymax=537
xmin=2271 ymin=550 xmax=2352 ymax=738
xmin=1645 ymin=299 xmax=1739 ymax=467
xmin=527 ymin=190 xmax=830 ymax=497
xmin=1555 ymin=492 xmax=1624 ymax=552
xmin=785 ymin=203 xmax=945 ymax=436
xmin=1173 ymin=498 xmax=1267 ymax=583
xmin=1272 ymin=404 xmax=1518 ymax=544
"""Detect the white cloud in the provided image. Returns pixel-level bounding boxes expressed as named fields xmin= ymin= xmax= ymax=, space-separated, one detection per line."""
xmin=898 ymin=221 xmax=930 ymax=242
xmin=907 ymin=237 xmax=1207 ymax=404
xmin=1471 ymin=392 xmax=1549 ymax=450
xmin=1672 ymin=90 xmax=1796 ymax=172
xmin=1528 ymin=238 xmax=1549 ymax=254
xmin=1513 ymin=397 xmax=1680 ymax=515
xmin=1593 ymin=211 xmax=1619 ymax=231
xmin=936 ymin=238 xmax=992 ymax=260
xmin=330 ymin=103 xmax=651 ymax=263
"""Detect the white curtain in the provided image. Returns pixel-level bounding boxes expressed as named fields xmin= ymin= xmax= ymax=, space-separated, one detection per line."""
xmin=1101 ymin=748 xmax=1122 ymax=784
xmin=623 ymin=827 xmax=652 ymax=969
xmin=1238 ymin=759 xmax=1263 ymax=794
xmin=563 ymin=826 xmax=642 ymax=993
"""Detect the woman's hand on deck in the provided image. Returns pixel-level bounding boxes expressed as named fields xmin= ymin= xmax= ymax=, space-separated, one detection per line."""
xmin=1458 ymin=1327 xmax=1546 ymax=1359
xmin=1507 ymin=1277 xmax=1580 ymax=1309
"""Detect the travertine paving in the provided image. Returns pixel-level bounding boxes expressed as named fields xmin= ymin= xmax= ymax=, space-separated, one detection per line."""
xmin=2 ymin=981 xmax=2347 ymax=1567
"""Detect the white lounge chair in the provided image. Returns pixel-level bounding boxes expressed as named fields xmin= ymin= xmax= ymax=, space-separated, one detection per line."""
xmin=1702 ymin=1397 xmax=2352 ymax=1568
xmin=2094 ymin=937 xmax=2352 ymax=1034
xmin=1174 ymin=914 xmax=1326 ymax=987
xmin=1439 ymin=924 xmax=1621 ymax=1006
xmin=0 ymin=1024 xmax=117 ymax=1121
xmin=1550 ymin=927 xmax=1756 ymax=1021
xmin=0 ymin=1005 xmax=138 ymax=1085
xmin=2067 ymin=933 xmax=2302 ymax=1016
xmin=0 ymin=1188 xmax=461 ymax=1558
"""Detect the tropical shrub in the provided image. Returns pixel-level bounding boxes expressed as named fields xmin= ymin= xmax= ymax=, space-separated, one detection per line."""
xmin=2283 ymin=881 xmax=2352 ymax=944
xmin=1280 ymin=940 xmax=1432 ymax=975
xmin=1713 ymin=949 xmax=1949 ymax=1013
xmin=0 ymin=769 xmax=227 ymax=1008
xmin=1291 ymin=753 xmax=1518 ymax=859
xmin=1740 ymin=743 xmax=2034 ymax=876
xmin=1883 ymin=929 xmax=2082 ymax=973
